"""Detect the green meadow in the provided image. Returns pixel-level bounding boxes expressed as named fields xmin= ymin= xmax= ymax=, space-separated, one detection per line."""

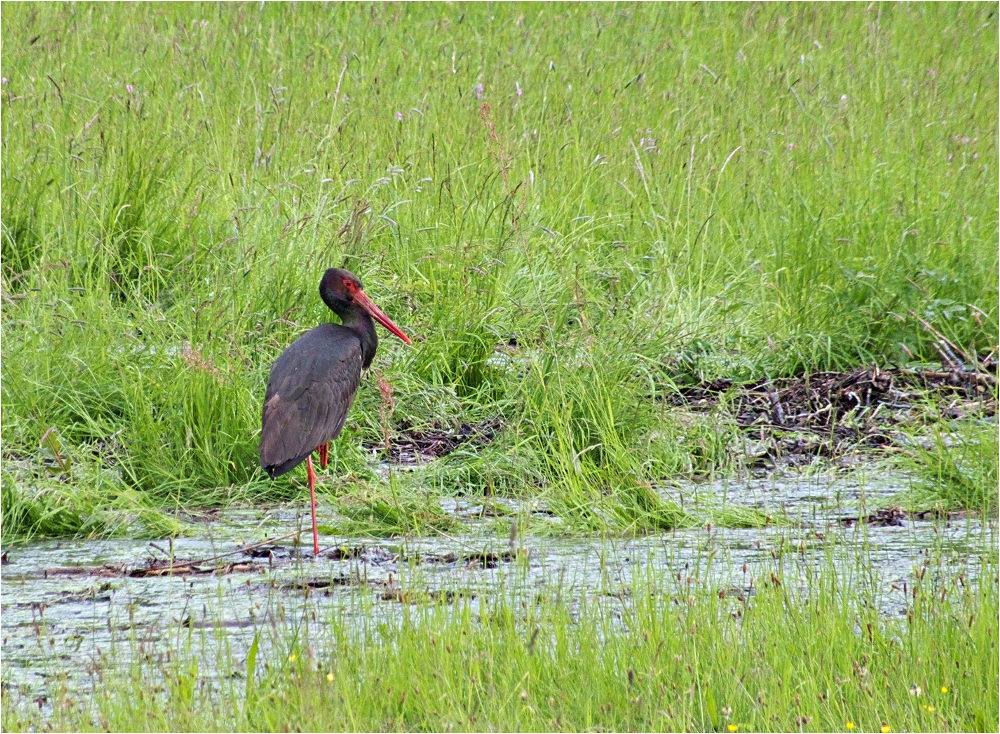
xmin=2 ymin=1 xmax=996 ymax=537
xmin=1 ymin=3 xmax=997 ymax=732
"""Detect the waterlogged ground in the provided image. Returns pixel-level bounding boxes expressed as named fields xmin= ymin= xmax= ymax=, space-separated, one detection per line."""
xmin=2 ymin=471 xmax=993 ymax=706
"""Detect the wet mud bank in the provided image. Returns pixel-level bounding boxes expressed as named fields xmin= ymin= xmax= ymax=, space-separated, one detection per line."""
xmin=672 ymin=363 xmax=995 ymax=469
xmin=359 ymin=362 xmax=996 ymax=471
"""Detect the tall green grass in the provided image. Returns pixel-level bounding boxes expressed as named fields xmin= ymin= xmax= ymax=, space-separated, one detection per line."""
xmin=2 ymin=3 xmax=997 ymax=537
xmin=3 ymin=550 xmax=996 ymax=732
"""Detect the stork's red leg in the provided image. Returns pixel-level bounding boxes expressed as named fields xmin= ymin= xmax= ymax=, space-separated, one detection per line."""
xmin=318 ymin=442 xmax=329 ymax=469
xmin=306 ymin=456 xmax=320 ymax=556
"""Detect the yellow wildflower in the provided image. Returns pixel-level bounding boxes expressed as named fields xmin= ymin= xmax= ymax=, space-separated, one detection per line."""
xmin=727 ymin=726 xmax=738 ymax=732
xmin=881 ymin=726 xmax=890 ymax=733
xmin=924 ymin=705 xmax=936 ymax=712
xmin=326 ymin=672 xmax=335 ymax=682
xmin=288 ymin=654 xmax=297 ymax=662
xmin=940 ymin=686 xmax=949 ymax=694
xmin=846 ymin=723 xmax=855 ymax=730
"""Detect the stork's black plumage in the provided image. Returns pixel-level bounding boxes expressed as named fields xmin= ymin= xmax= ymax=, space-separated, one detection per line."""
xmin=259 ymin=268 xmax=411 ymax=554
xmin=260 ymin=323 xmax=364 ymax=478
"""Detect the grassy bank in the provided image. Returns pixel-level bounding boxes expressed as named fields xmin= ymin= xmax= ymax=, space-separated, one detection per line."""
xmin=2 ymin=3 xmax=997 ymax=539
xmin=3 ymin=548 xmax=996 ymax=732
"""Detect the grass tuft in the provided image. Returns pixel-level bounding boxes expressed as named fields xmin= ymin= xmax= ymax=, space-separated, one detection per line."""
xmin=899 ymin=422 xmax=999 ymax=512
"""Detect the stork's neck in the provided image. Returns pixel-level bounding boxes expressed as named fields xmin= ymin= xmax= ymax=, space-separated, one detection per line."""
xmin=335 ymin=306 xmax=378 ymax=369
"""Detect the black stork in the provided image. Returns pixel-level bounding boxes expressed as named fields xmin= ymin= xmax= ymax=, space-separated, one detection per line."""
xmin=259 ymin=268 xmax=412 ymax=555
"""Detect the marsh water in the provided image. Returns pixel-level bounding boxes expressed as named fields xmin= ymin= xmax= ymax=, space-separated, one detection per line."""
xmin=2 ymin=471 xmax=993 ymax=704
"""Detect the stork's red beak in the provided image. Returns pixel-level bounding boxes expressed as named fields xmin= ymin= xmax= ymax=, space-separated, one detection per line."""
xmin=354 ymin=289 xmax=412 ymax=344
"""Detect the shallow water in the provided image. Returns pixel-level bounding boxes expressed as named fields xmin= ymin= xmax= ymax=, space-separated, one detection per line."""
xmin=1 ymin=471 xmax=993 ymax=705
